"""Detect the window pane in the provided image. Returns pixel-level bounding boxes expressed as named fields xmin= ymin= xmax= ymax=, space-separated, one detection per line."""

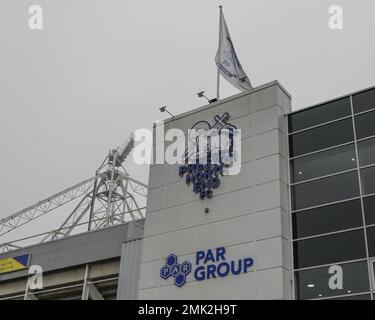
xmin=363 ymin=196 xmax=375 ymax=225
xmin=361 ymin=166 xmax=375 ymax=195
xmin=295 ymin=261 xmax=369 ymax=300
xmin=292 ymin=172 xmax=360 ymax=211
xmin=353 ymin=88 xmax=375 ymax=114
xmin=293 ymin=230 xmax=366 ymax=269
xmin=355 ymin=110 xmax=375 ymax=139
xmin=289 ymin=119 xmax=354 ymax=157
xmin=288 ymin=98 xmax=351 ymax=133
xmin=293 ymin=200 xmax=363 ymax=239
xmin=290 ymin=144 xmax=357 ymax=183
xmin=367 ymin=227 xmax=375 ymax=257
xmin=358 ymin=137 xmax=375 ymax=167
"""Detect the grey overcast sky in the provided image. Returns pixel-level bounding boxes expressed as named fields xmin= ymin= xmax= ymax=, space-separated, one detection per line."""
xmin=0 ymin=0 xmax=374 ymax=224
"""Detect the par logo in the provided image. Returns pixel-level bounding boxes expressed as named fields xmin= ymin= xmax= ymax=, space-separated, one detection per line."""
xmin=160 ymin=254 xmax=192 ymax=287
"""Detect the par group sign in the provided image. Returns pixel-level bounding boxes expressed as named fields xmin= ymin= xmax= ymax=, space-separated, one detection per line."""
xmin=160 ymin=247 xmax=254 ymax=287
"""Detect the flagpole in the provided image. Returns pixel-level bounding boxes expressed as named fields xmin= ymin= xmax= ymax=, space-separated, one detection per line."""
xmin=216 ymin=66 xmax=220 ymax=101
xmin=216 ymin=5 xmax=223 ymax=101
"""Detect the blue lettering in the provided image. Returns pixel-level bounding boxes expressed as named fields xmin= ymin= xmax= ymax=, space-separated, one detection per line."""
xmin=179 ymin=166 xmax=187 ymax=177
xmin=231 ymin=260 xmax=242 ymax=275
xmin=204 ymin=249 xmax=215 ymax=264
xmin=216 ymin=247 xmax=226 ymax=261
xmin=206 ymin=264 xmax=216 ymax=279
xmin=205 ymin=165 xmax=212 ymax=177
xmin=193 ymin=181 xmax=202 ymax=193
xmin=243 ymin=258 xmax=254 ymax=273
xmin=162 ymin=268 xmax=169 ymax=277
xmin=198 ymin=171 xmax=205 ymax=179
xmin=203 ymin=178 xmax=213 ymax=190
xmin=186 ymin=174 xmax=193 ymax=184
xmin=218 ymin=164 xmax=224 ymax=175
xmin=188 ymin=165 xmax=196 ymax=174
xmin=181 ymin=264 xmax=190 ymax=273
xmin=194 ymin=266 xmax=205 ymax=281
xmin=212 ymin=176 xmax=220 ymax=188
xmin=213 ymin=165 xmax=218 ymax=175
xmin=196 ymin=251 xmax=205 ymax=265
xmin=191 ymin=248 xmax=254 ymax=283
xmin=217 ymin=262 xmax=230 ymax=277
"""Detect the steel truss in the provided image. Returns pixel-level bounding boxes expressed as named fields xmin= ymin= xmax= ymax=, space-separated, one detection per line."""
xmin=0 ymin=134 xmax=147 ymax=253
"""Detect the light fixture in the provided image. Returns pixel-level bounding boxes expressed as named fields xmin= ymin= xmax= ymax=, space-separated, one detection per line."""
xmin=159 ymin=106 xmax=175 ymax=118
xmin=197 ymin=91 xmax=217 ymax=104
xmin=347 ymin=290 xmax=351 ymax=293
xmin=307 ymin=284 xmax=315 ymax=288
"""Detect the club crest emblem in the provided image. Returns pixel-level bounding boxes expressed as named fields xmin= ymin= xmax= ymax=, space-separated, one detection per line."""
xmin=178 ymin=112 xmax=238 ymax=200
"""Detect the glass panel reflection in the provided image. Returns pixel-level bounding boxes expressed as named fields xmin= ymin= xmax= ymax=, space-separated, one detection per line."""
xmin=367 ymin=227 xmax=375 ymax=258
xmin=353 ymin=88 xmax=375 ymax=114
xmin=289 ymin=119 xmax=354 ymax=157
xmin=355 ymin=110 xmax=375 ymax=139
xmin=295 ymin=261 xmax=369 ymax=300
xmin=363 ymin=196 xmax=375 ymax=225
xmin=361 ymin=166 xmax=375 ymax=195
xmin=293 ymin=200 xmax=363 ymax=239
xmin=288 ymin=97 xmax=351 ymax=133
xmin=358 ymin=137 xmax=375 ymax=167
xmin=291 ymin=144 xmax=356 ymax=183
xmin=293 ymin=230 xmax=366 ymax=269
xmin=292 ymin=171 xmax=359 ymax=211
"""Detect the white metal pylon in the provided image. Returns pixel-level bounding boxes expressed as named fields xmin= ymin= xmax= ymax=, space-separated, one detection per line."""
xmin=0 ymin=133 xmax=147 ymax=253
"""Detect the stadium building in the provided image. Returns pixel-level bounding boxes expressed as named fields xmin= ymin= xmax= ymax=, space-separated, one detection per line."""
xmin=0 ymin=80 xmax=375 ymax=300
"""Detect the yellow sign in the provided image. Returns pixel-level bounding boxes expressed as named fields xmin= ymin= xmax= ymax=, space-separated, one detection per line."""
xmin=0 ymin=254 xmax=30 ymax=274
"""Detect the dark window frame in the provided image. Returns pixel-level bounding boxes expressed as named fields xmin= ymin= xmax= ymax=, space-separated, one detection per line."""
xmin=292 ymin=199 xmax=363 ymax=239
xmin=290 ymin=143 xmax=357 ymax=183
xmin=353 ymin=88 xmax=375 ymax=114
xmin=293 ymin=229 xmax=367 ymax=269
xmin=361 ymin=166 xmax=375 ymax=195
xmin=291 ymin=171 xmax=360 ymax=211
xmin=294 ymin=260 xmax=370 ymax=300
xmin=358 ymin=137 xmax=375 ymax=167
xmin=289 ymin=118 xmax=355 ymax=158
xmin=288 ymin=97 xmax=352 ymax=133
xmin=355 ymin=110 xmax=375 ymax=140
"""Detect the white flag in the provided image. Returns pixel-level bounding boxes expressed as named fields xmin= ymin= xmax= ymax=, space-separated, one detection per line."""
xmin=215 ymin=8 xmax=252 ymax=91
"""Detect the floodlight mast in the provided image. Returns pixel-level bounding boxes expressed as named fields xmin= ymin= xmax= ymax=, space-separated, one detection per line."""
xmin=88 ymin=132 xmax=136 ymax=230
xmin=0 ymin=133 xmax=147 ymax=253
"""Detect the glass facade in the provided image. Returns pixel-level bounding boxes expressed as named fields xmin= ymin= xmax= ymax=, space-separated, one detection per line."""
xmin=288 ymin=87 xmax=375 ymax=300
